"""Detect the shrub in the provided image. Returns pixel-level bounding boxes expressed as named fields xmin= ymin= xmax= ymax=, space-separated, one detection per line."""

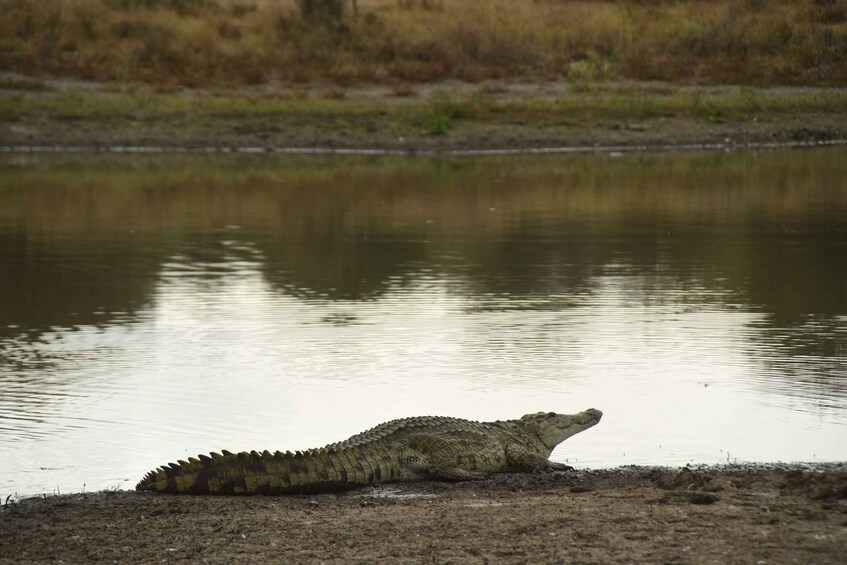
xmin=299 ymin=0 xmax=346 ymax=25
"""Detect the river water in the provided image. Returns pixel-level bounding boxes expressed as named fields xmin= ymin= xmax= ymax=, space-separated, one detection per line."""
xmin=1 ymin=149 xmax=845 ymax=498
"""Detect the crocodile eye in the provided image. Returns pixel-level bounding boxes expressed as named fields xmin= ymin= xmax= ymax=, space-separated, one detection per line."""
xmin=546 ymin=412 xmax=556 ymax=417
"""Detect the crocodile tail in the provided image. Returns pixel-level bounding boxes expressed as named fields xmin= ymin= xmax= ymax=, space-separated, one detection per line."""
xmin=135 ymin=443 xmax=399 ymax=495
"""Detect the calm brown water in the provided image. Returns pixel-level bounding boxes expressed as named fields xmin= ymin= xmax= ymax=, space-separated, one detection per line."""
xmin=1 ymin=149 xmax=845 ymax=497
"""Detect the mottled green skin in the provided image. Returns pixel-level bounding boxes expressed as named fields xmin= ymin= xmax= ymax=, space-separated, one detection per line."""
xmin=135 ymin=409 xmax=602 ymax=495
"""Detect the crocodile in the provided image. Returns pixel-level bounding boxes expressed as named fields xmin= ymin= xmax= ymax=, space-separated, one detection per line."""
xmin=135 ymin=408 xmax=602 ymax=495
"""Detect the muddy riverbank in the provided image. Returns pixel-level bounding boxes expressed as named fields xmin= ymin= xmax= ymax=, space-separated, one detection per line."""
xmin=4 ymin=110 xmax=845 ymax=155
xmin=1 ymin=465 xmax=845 ymax=563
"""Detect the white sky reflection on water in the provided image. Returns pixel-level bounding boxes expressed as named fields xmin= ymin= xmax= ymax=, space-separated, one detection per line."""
xmin=3 ymin=250 xmax=844 ymax=497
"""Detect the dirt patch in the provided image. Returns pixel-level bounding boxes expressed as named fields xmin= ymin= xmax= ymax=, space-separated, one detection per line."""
xmin=1 ymin=465 xmax=845 ymax=563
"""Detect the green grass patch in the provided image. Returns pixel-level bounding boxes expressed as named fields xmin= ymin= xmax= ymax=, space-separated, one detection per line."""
xmin=420 ymin=92 xmax=479 ymax=134
xmin=2 ymin=86 xmax=845 ymax=130
xmin=0 ymin=77 xmax=52 ymax=92
xmin=0 ymin=90 xmax=373 ymax=121
xmin=494 ymin=88 xmax=847 ymax=124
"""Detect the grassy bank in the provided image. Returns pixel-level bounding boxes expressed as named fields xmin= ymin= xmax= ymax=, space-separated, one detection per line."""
xmin=4 ymin=82 xmax=847 ymax=130
xmin=2 ymin=0 xmax=846 ymax=88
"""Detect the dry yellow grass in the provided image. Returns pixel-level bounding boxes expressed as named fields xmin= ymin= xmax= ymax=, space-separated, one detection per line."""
xmin=0 ymin=0 xmax=845 ymax=87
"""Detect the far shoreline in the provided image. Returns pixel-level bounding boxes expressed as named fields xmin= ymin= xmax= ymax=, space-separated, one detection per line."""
xmin=3 ymin=77 xmax=847 ymax=158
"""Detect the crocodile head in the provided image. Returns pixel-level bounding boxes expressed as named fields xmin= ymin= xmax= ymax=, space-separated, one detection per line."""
xmin=521 ymin=408 xmax=603 ymax=449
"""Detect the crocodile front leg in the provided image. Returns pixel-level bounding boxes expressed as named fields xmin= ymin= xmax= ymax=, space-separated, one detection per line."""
xmin=505 ymin=444 xmax=573 ymax=472
xmin=546 ymin=461 xmax=575 ymax=471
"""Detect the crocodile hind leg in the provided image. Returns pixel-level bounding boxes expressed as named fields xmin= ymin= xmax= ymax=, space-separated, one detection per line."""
xmin=404 ymin=435 xmax=491 ymax=481
xmin=429 ymin=466 xmax=488 ymax=481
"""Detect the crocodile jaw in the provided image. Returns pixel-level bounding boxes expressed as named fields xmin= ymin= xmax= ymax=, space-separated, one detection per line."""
xmin=532 ymin=408 xmax=603 ymax=450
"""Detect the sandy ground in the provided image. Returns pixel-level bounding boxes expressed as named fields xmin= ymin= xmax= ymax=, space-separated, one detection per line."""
xmin=1 ymin=465 xmax=845 ymax=564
